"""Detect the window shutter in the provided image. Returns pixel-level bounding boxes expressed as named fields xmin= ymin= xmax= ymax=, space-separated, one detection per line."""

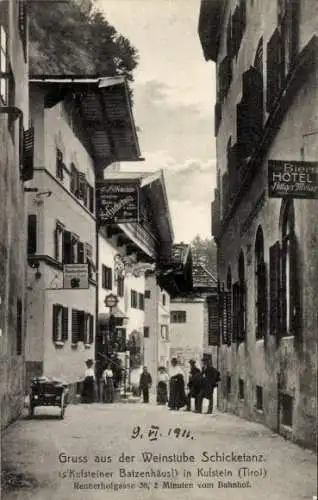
xmin=89 ymin=314 xmax=94 ymax=344
xmin=108 ymin=268 xmax=113 ymax=289
xmin=18 ymin=1 xmax=27 ymax=60
xmin=62 ymin=307 xmax=68 ymax=341
xmin=22 ymin=127 xmax=34 ymax=181
xmin=27 ymin=214 xmax=37 ymax=254
xmin=71 ymin=309 xmax=80 ymax=344
xmin=232 ymin=282 xmax=240 ymax=343
xmin=225 ymin=290 xmax=232 ymax=345
xmin=63 ymin=230 xmax=72 ymax=264
xmin=208 ymin=297 xmax=219 ymax=346
xmin=78 ymin=241 xmax=85 ymax=264
xmin=52 ymin=304 xmax=59 ymax=342
xmin=289 ymin=230 xmax=301 ymax=336
xmin=79 ymin=311 xmax=85 ymax=342
xmin=269 ymin=241 xmax=281 ymax=340
xmin=89 ymin=185 xmax=94 ymax=213
xmin=266 ymin=29 xmax=285 ymax=113
xmin=257 ymin=261 xmax=267 ymax=338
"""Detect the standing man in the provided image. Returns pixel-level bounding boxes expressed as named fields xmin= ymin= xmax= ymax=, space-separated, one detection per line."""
xmin=139 ymin=366 xmax=152 ymax=403
xmin=197 ymin=357 xmax=220 ymax=414
xmin=186 ymin=359 xmax=201 ymax=412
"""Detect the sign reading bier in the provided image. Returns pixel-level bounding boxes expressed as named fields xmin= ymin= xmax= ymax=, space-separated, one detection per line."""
xmin=96 ymin=181 xmax=140 ymax=224
xmin=268 ymin=160 xmax=318 ymax=199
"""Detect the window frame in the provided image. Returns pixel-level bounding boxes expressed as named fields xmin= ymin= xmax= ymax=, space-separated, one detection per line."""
xmin=0 ymin=23 xmax=8 ymax=105
xmin=170 ymin=310 xmax=187 ymax=323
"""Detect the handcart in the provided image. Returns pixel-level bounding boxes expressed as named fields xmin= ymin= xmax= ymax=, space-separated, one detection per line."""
xmin=29 ymin=376 xmax=69 ymax=419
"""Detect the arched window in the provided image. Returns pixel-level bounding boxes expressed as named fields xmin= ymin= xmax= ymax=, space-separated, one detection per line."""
xmin=281 ymin=200 xmax=299 ymax=335
xmin=255 ymin=226 xmax=267 ymax=339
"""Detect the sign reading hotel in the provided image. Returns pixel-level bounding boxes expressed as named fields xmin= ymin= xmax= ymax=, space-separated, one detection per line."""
xmin=96 ymin=181 xmax=140 ymax=224
xmin=268 ymin=160 xmax=318 ymax=199
xmin=63 ymin=264 xmax=89 ymax=289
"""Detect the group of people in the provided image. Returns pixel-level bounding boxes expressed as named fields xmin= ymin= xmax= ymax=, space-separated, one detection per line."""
xmin=139 ymin=357 xmax=220 ymax=414
xmin=81 ymin=357 xmax=123 ymax=404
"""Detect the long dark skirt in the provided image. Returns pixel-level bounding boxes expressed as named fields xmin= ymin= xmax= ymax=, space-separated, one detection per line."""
xmin=81 ymin=376 xmax=95 ymax=403
xmin=103 ymin=379 xmax=115 ymax=403
xmin=168 ymin=374 xmax=186 ymax=410
xmin=156 ymin=381 xmax=168 ymax=405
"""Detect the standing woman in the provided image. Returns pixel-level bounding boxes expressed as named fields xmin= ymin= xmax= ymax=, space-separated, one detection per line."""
xmin=168 ymin=358 xmax=187 ymax=410
xmin=81 ymin=359 xmax=96 ymax=403
xmin=156 ymin=367 xmax=169 ymax=405
xmin=102 ymin=364 xmax=115 ymax=403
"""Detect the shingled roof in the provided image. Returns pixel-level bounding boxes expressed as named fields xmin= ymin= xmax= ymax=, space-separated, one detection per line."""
xmin=192 ymin=264 xmax=217 ymax=289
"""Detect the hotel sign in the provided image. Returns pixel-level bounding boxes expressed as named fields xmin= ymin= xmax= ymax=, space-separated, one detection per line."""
xmin=268 ymin=160 xmax=318 ymax=199
xmin=96 ymin=181 xmax=140 ymax=224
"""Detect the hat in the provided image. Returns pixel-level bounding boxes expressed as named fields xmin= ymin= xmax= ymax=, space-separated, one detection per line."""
xmin=85 ymin=358 xmax=94 ymax=367
xmin=189 ymin=359 xmax=196 ymax=365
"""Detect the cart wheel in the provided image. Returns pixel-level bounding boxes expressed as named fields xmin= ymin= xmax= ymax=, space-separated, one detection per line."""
xmin=59 ymin=393 xmax=66 ymax=419
xmin=29 ymin=402 xmax=34 ymax=418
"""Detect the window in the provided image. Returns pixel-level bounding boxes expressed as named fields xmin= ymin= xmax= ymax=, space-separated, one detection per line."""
xmin=138 ymin=293 xmax=144 ymax=310
xmin=145 ymin=290 xmax=151 ymax=299
xmin=162 ymin=293 xmax=166 ymax=306
xmin=54 ymin=222 xmax=64 ymax=262
xmin=281 ymin=200 xmax=299 ymax=335
xmin=278 ymin=0 xmax=300 ymax=72
xmin=255 ymin=227 xmax=267 ymax=340
xmin=16 ymin=299 xmax=22 ymax=355
xmin=84 ymin=313 xmax=94 ymax=345
xmin=281 ymin=393 xmax=293 ymax=426
xmin=117 ymin=276 xmax=124 ymax=298
xmin=56 ymin=148 xmax=64 ymax=180
xmin=0 ymin=24 xmax=8 ymax=104
xmin=231 ymin=0 xmax=246 ymax=58
xmin=52 ymin=304 xmax=68 ymax=343
xmin=256 ymin=385 xmax=263 ymax=410
xmin=237 ymin=67 xmax=263 ymax=158
xmin=71 ymin=309 xmax=84 ymax=344
xmin=131 ymin=289 xmax=138 ymax=308
xmin=71 ymin=234 xmax=80 ymax=263
xmin=102 ymin=265 xmax=112 ymax=290
xmin=143 ymin=326 xmax=149 ymax=338
xmin=233 ymin=252 xmax=247 ymax=343
xmin=28 ymin=215 xmax=37 ymax=254
xmin=266 ymin=28 xmax=285 ymax=113
xmin=160 ymin=325 xmax=169 ymax=341
xmin=170 ymin=310 xmax=187 ymax=323
xmin=239 ymin=378 xmax=244 ymax=400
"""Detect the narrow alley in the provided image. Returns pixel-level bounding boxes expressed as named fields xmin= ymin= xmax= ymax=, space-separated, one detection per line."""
xmin=2 ymin=401 xmax=317 ymax=500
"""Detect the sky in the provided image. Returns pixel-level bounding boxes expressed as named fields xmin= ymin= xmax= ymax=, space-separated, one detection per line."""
xmin=96 ymin=0 xmax=217 ymax=243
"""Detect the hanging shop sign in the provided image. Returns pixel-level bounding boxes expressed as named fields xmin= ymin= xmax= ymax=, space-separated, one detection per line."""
xmin=104 ymin=293 xmax=119 ymax=309
xmin=96 ymin=181 xmax=140 ymax=224
xmin=63 ymin=264 xmax=89 ymax=289
xmin=268 ymin=160 xmax=318 ymax=199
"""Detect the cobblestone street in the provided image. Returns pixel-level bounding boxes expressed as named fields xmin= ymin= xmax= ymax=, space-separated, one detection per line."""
xmin=1 ymin=402 xmax=317 ymax=500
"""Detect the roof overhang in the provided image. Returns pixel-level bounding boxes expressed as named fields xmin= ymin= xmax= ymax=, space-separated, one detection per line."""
xmin=29 ymin=75 xmax=143 ymax=168
xmin=198 ymin=0 xmax=224 ymax=62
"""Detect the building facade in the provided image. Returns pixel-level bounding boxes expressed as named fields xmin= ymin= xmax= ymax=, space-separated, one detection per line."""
xmin=25 ymin=76 xmax=142 ymax=399
xmin=199 ymin=0 xmax=318 ymax=448
xmin=169 ymin=263 xmax=218 ymax=373
xmin=143 ymin=273 xmax=171 ymax=391
xmin=95 ymin=170 xmax=174 ymax=391
xmin=0 ymin=0 xmax=31 ymax=428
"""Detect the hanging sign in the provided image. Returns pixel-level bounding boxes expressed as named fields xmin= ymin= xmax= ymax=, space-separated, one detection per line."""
xmin=63 ymin=264 xmax=89 ymax=289
xmin=268 ymin=160 xmax=318 ymax=199
xmin=96 ymin=181 xmax=140 ymax=224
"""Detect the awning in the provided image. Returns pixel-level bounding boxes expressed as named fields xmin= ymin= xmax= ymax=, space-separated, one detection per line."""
xmin=98 ymin=306 xmax=128 ymax=325
xmin=29 ymin=75 xmax=143 ymax=168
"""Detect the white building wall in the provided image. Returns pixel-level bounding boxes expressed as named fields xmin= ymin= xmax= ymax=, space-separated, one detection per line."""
xmin=26 ymin=93 xmax=96 ymax=390
xmin=169 ymin=299 xmax=205 ymax=379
